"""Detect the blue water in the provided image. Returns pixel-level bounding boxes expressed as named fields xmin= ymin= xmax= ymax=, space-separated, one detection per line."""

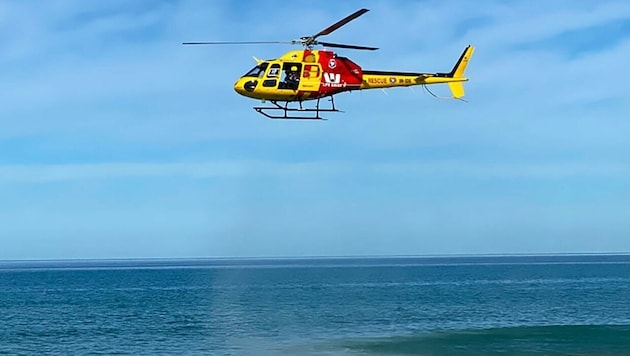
xmin=1 ymin=255 xmax=630 ymax=355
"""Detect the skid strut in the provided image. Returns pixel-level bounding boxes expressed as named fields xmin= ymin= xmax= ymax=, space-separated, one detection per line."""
xmin=253 ymin=97 xmax=341 ymax=120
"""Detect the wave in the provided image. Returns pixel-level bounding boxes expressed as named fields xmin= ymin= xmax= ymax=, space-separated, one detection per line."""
xmin=336 ymin=324 xmax=630 ymax=355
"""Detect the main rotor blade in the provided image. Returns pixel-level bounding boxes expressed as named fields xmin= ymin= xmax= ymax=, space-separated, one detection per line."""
xmin=312 ymin=8 xmax=369 ymax=39
xmin=182 ymin=41 xmax=296 ymax=45
xmin=317 ymin=41 xmax=378 ymax=51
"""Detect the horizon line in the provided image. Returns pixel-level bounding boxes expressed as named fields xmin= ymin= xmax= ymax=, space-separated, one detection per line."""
xmin=2 ymin=251 xmax=630 ymax=263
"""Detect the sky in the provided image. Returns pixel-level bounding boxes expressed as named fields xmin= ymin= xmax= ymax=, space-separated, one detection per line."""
xmin=1 ymin=0 xmax=629 ymax=260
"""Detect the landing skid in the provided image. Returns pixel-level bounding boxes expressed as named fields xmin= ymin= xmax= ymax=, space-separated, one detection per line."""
xmin=253 ymin=97 xmax=342 ymax=120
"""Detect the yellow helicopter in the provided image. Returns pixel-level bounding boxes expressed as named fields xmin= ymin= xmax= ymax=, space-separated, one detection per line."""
xmin=184 ymin=8 xmax=474 ymax=120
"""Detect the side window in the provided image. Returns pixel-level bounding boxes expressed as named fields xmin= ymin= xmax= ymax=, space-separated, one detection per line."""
xmin=267 ymin=64 xmax=281 ymax=79
xmin=303 ymin=64 xmax=320 ymax=79
xmin=263 ymin=64 xmax=281 ymax=87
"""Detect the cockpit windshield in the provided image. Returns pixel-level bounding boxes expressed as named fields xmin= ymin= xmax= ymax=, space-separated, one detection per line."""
xmin=242 ymin=62 xmax=269 ymax=78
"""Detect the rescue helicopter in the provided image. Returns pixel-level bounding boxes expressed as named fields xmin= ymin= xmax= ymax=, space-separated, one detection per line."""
xmin=183 ymin=8 xmax=474 ymax=120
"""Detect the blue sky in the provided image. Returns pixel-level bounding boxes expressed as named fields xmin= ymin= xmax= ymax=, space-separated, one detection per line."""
xmin=1 ymin=0 xmax=629 ymax=259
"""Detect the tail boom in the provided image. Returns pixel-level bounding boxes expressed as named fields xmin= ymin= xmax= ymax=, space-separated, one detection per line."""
xmin=359 ymin=45 xmax=474 ymax=99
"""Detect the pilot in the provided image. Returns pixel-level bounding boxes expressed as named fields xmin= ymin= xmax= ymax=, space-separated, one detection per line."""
xmin=286 ymin=66 xmax=299 ymax=89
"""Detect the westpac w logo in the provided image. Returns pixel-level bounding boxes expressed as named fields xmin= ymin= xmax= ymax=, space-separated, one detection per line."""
xmin=323 ymin=72 xmax=340 ymax=84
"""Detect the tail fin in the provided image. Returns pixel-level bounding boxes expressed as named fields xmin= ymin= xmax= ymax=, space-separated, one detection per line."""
xmin=449 ymin=45 xmax=475 ymax=78
xmin=447 ymin=45 xmax=475 ymax=99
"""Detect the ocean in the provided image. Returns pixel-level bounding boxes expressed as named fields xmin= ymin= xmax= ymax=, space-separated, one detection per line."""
xmin=1 ymin=255 xmax=630 ymax=355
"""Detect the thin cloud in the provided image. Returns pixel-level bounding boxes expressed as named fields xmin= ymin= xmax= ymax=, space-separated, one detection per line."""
xmin=1 ymin=159 xmax=627 ymax=183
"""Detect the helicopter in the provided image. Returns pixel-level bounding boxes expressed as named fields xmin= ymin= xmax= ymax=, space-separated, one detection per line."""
xmin=183 ymin=8 xmax=474 ymax=120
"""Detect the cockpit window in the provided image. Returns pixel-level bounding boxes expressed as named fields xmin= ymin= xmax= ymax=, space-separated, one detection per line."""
xmin=242 ymin=63 xmax=269 ymax=78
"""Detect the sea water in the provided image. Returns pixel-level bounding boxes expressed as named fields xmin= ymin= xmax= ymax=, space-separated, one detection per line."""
xmin=1 ymin=255 xmax=630 ymax=355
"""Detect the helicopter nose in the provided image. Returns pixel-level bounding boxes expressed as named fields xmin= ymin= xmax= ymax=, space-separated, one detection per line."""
xmin=233 ymin=80 xmax=242 ymax=95
xmin=233 ymin=78 xmax=258 ymax=97
xmin=233 ymin=79 xmax=248 ymax=96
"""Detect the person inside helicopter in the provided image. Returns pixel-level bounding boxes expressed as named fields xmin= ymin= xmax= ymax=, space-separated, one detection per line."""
xmin=281 ymin=65 xmax=300 ymax=90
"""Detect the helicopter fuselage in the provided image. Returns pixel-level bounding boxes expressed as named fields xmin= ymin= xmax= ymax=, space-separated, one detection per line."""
xmin=233 ymin=47 xmax=473 ymax=103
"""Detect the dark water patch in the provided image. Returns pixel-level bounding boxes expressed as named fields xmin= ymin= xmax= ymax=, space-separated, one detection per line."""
xmin=340 ymin=324 xmax=630 ymax=355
